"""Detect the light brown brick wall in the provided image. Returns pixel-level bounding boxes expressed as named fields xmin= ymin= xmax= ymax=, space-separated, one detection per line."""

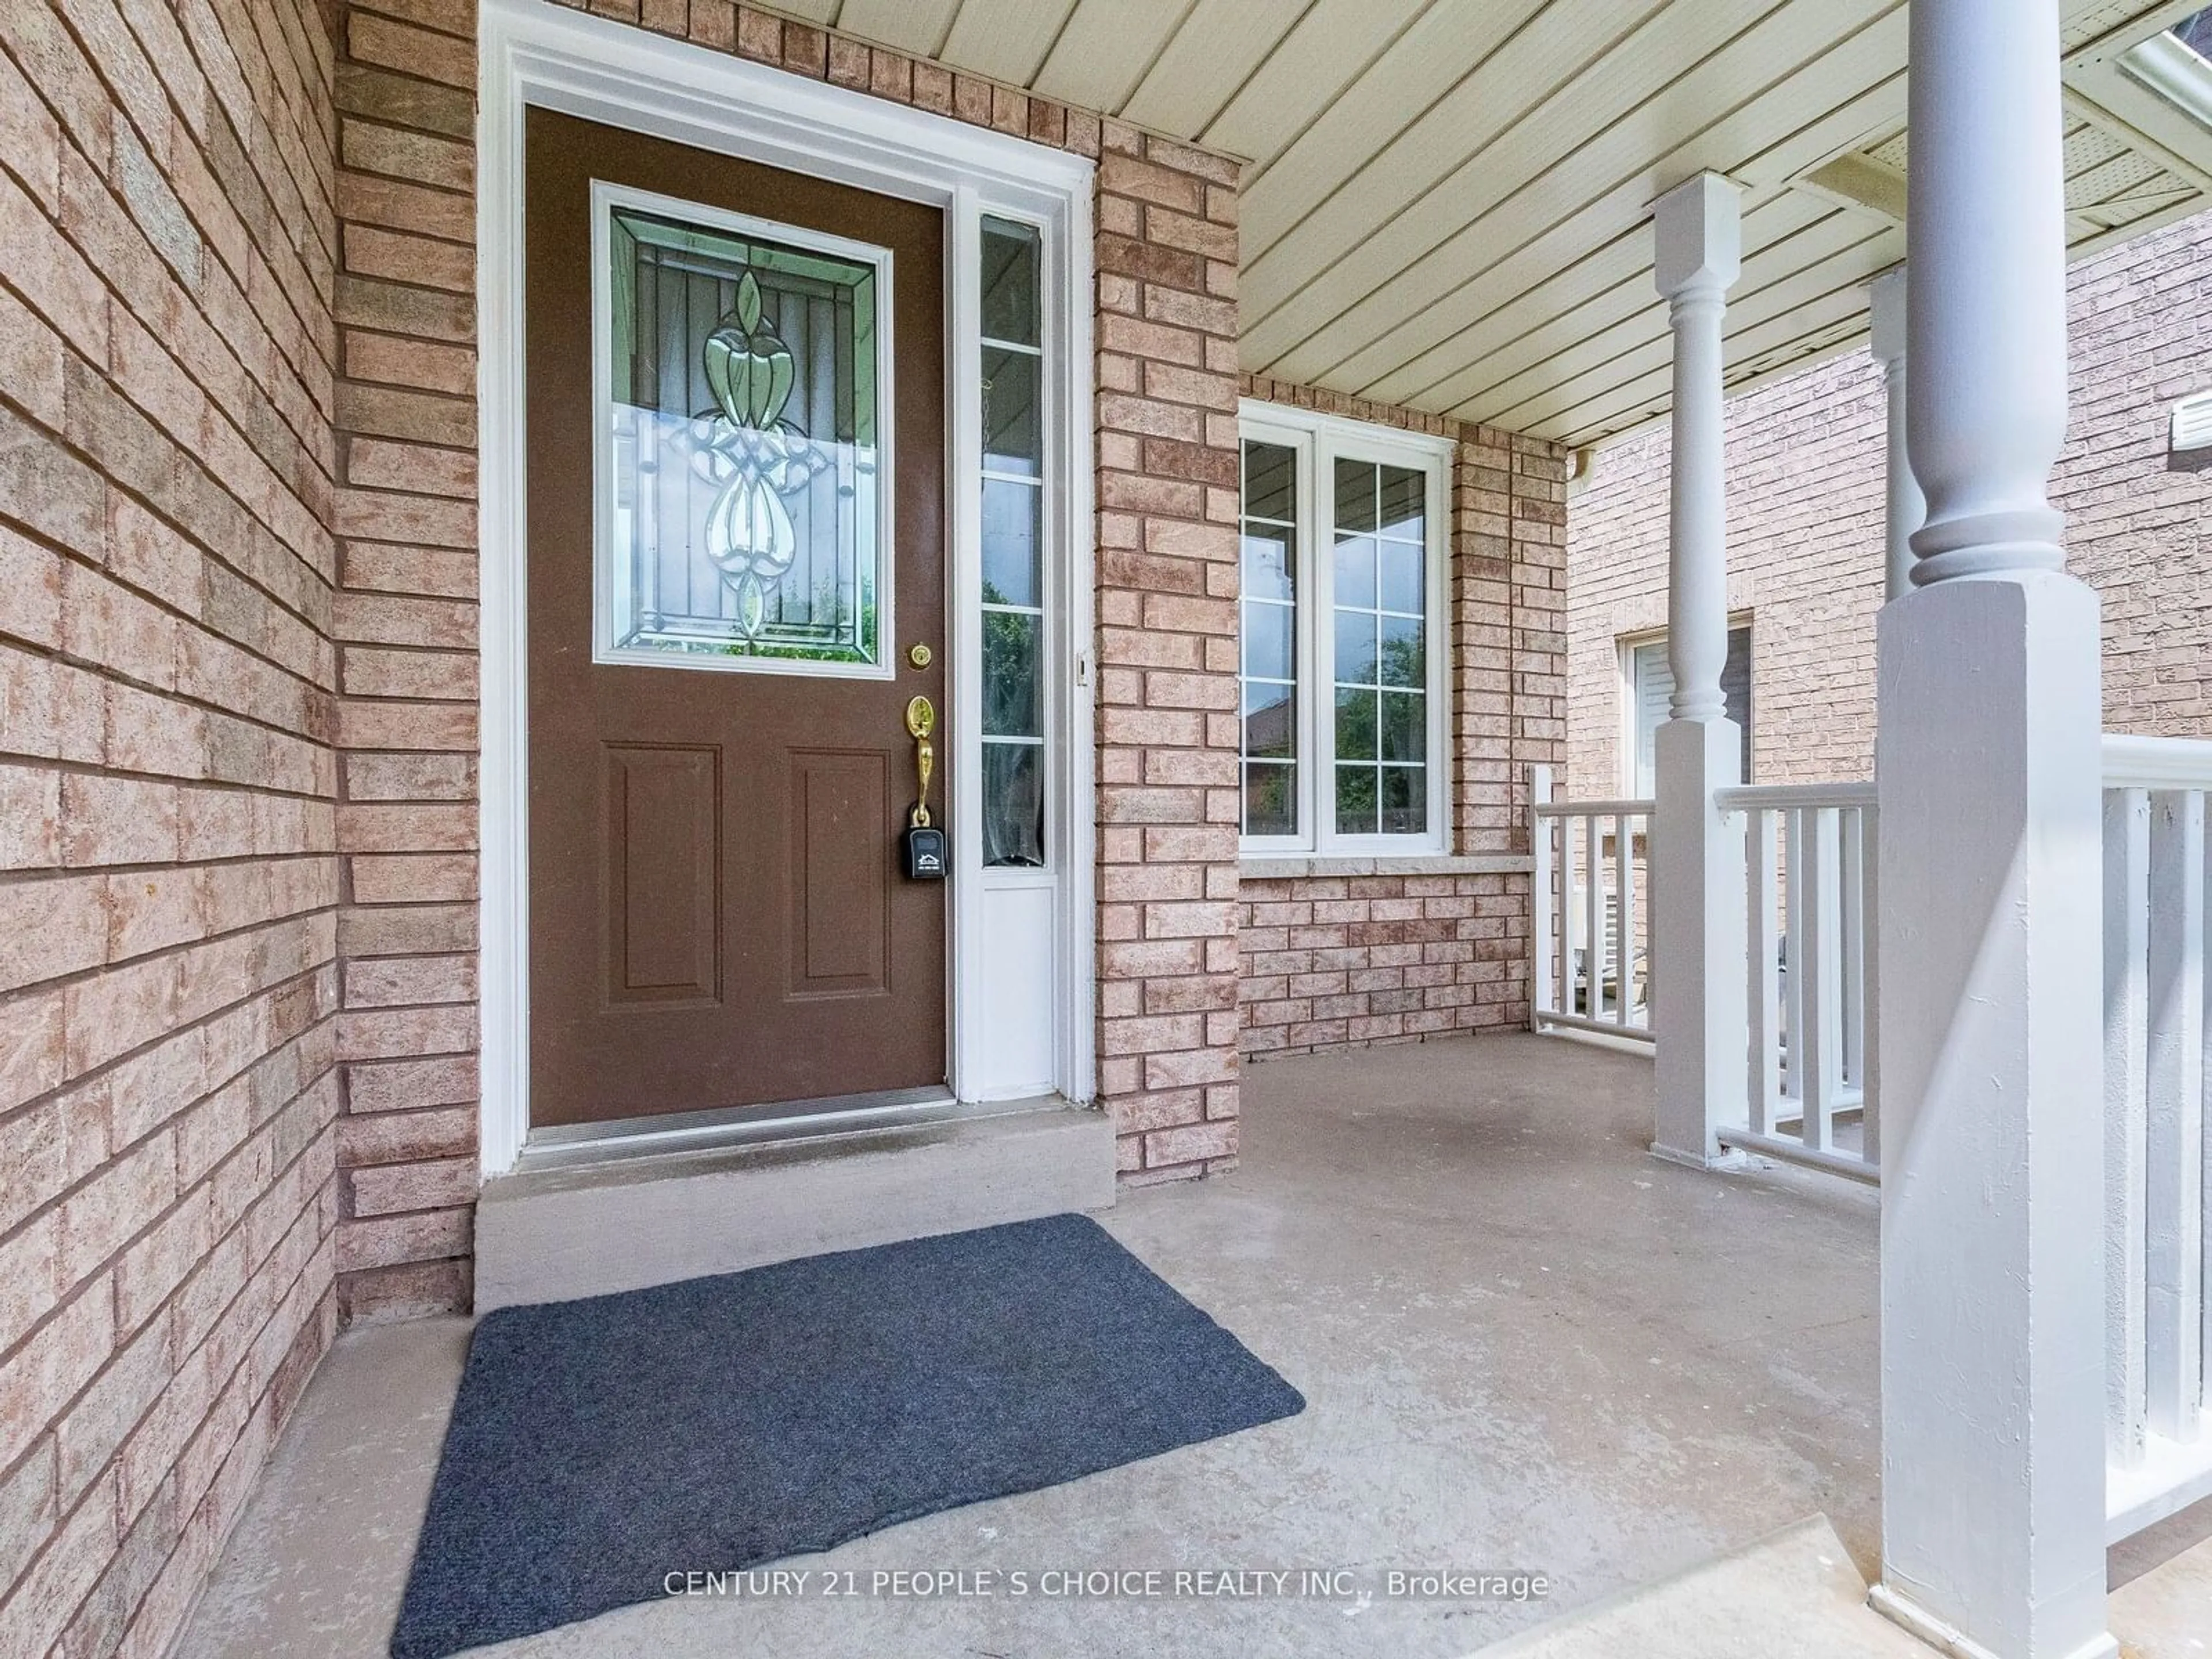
xmin=327 ymin=0 xmax=482 ymax=1326
xmin=1093 ymin=130 xmax=1245 ymax=1183
xmin=1233 ymin=381 xmax=1567 ymax=1059
xmin=1567 ymin=213 xmax=2212 ymax=797
xmin=0 ymin=1 xmax=343 ymax=1652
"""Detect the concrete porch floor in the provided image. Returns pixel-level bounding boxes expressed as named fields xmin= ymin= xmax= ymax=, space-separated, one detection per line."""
xmin=169 ymin=1033 xmax=2201 ymax=1658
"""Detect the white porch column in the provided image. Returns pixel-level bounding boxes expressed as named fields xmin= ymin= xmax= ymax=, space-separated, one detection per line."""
xmin=1869 ymin=0 xmax=2113 ymax=1656
xmin=1649 ymin=172 xmax=1749 ymax=1168
xmin=1869 ymin=267 xmax=1924 ymax=603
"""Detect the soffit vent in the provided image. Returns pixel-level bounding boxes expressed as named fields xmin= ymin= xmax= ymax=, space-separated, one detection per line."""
xmin=2174 ymin=389 xmax=2212 ymax=454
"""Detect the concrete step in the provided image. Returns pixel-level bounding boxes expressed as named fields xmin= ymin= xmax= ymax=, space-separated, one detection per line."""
xmin=1468 ymin=1516 xmax=1929 ymax=1659
xmin=474 ymin=1098 xmax=1115 ymax=1312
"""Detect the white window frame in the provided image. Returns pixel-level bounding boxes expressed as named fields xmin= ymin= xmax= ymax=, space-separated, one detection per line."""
xmin=1618 ymin=619 xmax=1755 ymax=796
xmin=1236 ymin=400 xmax=1454 ymax=858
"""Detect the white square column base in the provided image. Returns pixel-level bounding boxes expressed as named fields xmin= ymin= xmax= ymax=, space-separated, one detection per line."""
xmin=1874 ymin=570 xmax=2111 ymax=1659
xmin=1651 ymin=714 xmax=1749 ymax=1166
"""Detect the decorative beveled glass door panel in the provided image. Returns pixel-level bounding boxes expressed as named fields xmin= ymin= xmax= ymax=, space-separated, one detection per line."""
xmin=596 ymin=184 xmax=895 ymax=676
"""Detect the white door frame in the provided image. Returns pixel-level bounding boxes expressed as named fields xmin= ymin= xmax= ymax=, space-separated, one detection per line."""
xmin=476 ymin=0 xmax=1097 ymax=1175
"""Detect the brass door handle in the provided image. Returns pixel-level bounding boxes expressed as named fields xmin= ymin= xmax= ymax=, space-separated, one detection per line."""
xmin=906 ymin=695 xmax=935 ymax=828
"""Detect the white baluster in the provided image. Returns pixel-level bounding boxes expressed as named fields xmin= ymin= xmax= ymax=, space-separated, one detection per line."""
xmin=1858 ymin=802 xmax=1881 ymax=1173
xmin=1800 ymin=809 xmax=1843 ymax=1153
xmin=1531 ymin=765 xmax=1555 ymax=1030
xmin=1782 ymin=807 xmax=1807 ymax=1111
xmin=2146 ymin=790 xmax=2206 ymax=1442
xmin=1747 ymin=808 xmax=1781 ymax=1136
xmin=1615 ymin=810 xmax=1636 ymax=1029
xmin=1566 ymin=814 xmax=1584 ymax=1026
xmin=1839 ymin=806 xmax=1866 ymax=1097
xmin=1592 ymin=818 xmax=1610 ymax=1026
xmin=2106 ymin=787 xmax=2152 ymax=1468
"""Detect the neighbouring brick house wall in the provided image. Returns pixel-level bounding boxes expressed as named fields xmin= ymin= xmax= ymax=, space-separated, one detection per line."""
xmin=1567 ymin=210 xmax=2212 ymax=797
xmin=1234 ymin=378 xmax=1567 ymax=1059
xmin=0 ymin=0 xmax=343 ymax=1653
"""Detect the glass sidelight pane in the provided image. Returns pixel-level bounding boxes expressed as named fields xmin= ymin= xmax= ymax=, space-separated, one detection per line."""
xmin=982 ymin=346 xmax=1042 ymax=477
xmin=982 ymin=477 xmax=1041 ymax=608
xmin=979 ymin=216 xmax=1050 ymax=870
xmin=603 ymin=201 xmax=885 ymax=669
xmin=982 ymin=741 xmax=1045 ymax=868
xmin=984 ymin=611 xmax=1041 ymax=738
xmin=981 ymin=219 xmax=1040 ymax=347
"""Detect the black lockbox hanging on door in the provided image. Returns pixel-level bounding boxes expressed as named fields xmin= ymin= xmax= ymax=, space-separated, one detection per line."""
xmin=904 ymin=823 xmax=946 ymax=880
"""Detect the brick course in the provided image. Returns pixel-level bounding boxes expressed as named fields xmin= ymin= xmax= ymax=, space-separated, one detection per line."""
xmin=328 ymin=0 xmax=480 ymax=1325
xmin=1567 ymin=213 xmax=2212 ymax=796
xmin=0 ymin=0 xmax=343 ymax=1652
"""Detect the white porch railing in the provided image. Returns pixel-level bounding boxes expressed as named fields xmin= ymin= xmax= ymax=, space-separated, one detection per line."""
xmin=1529 ymin=738 xmax=2212 ymax=1540
xmin=2100 ymin=732 xmax=2212 ymax=1541
xmin=1715 ymin=782 xmax=1880 ymax=1185
xmin=1529 ymin=765 xmax=1653 ymax=1044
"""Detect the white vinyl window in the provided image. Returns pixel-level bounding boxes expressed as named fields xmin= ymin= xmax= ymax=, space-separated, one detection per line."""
xmin=1623 ymin=624 xmax=1753 ymax=796
xmin=1237 ymin=404 xmax=1452 ymax=855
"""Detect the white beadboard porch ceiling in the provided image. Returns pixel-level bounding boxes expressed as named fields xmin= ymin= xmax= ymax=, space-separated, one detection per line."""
xmin=776 ymin=0 xmax=2212 ymax=449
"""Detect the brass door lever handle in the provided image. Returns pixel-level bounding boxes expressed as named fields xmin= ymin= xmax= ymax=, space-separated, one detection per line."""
xmin=906 ymin=695 xmax=936 ymax=828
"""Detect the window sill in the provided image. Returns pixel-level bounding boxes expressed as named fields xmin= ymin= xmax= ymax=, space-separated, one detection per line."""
xmin=1240 ymin=853 xmax=1535 ymax=881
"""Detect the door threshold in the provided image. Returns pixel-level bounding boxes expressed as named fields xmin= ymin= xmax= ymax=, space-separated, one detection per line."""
xmin=515 ymin=1086 xmax=1047 ymax=1175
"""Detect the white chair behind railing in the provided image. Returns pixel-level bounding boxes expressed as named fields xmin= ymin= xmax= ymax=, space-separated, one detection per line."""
xmin=1530 ymin=765 xmax=1654 ymax=1044
xmin=1717 ymin=782 xmax=1880 ymax=1184
xmin=2101 ymin=734 xmax=2212 ymax=1541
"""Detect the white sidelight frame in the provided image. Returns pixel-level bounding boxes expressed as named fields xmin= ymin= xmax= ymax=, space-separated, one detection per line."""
xmin=477 ymin=0 xmax=1097 ymax=1175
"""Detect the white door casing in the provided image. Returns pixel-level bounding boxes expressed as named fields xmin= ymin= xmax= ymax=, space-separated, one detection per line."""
xmin=476 ymin=0 xmax=1097 ymax=1173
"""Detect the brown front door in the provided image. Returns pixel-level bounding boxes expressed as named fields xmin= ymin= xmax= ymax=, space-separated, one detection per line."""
xmin=524 ymin=109 xmax=948 ymax=1129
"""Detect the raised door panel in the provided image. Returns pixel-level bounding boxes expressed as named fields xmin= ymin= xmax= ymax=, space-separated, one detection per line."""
xmin=786 ymin=749 xmax=892 ymax=999
xmin=604 ymin=744 xmax=721 ymax=1005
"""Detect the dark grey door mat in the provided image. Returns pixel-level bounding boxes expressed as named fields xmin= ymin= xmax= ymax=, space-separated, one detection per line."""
xmin=389 ymin=1213 xmax=1305 ymax=1658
